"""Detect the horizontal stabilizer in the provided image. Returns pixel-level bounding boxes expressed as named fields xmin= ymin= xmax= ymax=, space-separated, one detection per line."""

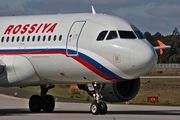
xmin=153 ymin=46 xmax=171 ymax=50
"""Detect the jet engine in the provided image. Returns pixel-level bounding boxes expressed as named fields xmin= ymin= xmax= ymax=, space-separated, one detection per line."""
xmin=78 ymin=78 xmax=140 ymax=102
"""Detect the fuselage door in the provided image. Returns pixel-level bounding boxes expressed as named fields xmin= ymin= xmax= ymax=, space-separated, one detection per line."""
xmin=66 ymin=21 xmax=86 ymax=56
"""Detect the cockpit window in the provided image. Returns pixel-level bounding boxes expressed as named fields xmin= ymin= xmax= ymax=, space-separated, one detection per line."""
xmin=97 ymin=31 xmax=108 ymax=41
xmin=130 ymin=23 xmax=145 ymax=39
xmin=118 ymin=31 xmax=136 ymax=39
xmin=106 ymin=31 xmax=118 ymax=40
xmin=134 ymin=31 xmax=145 ymax=39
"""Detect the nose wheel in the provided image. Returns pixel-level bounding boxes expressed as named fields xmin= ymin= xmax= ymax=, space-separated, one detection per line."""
xmin=89 ymin=83 xmax=107 ymax=115
xmin=100 ymin=102 xmax=107 ymax=115
xmin=90 ymin=101 xmax=107 ymax=115
xmin=90 ymin=101 xmax=101 ymax=115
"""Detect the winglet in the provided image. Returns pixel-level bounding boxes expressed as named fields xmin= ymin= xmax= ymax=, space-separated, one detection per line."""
xmin=91 ymin=6 xmax=96 ymax=15
xmin=157 ymin=40 xmax=166 ymax=54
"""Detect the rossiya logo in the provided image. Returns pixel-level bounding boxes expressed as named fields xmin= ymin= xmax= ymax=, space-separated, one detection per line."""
xmin=4 ymin=23 xmax=57 ymax=35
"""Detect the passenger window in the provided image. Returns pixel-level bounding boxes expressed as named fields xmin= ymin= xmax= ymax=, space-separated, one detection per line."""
xmin=11 ymin=36 xmax=14 ymax=42
xmin=17 ymin=36 xmax=20 ymax=42
xmin=37 ymin=36 xmax=41 ymax=41
xmin=59 ymin=35 xmax=62 ymax=41
xmin=43 ymin=35 xmax=46 ymax=41
xmin=1 ymin=37 xmax=4 ymax=42
xmin=27 ymin=36 xmax=30 ymax=42
xmin=106 ymin=31 xmax=118 ymax=40
xmin=97 ymin=31 xmax=108 ymax=41
xmin=53 ymin=35 xmax=56 ymax=41
xmin=22 ymin=36 xmax=25 ymax=42
xmin=118 ymin=31 xmax=136 ymax=39
xmin=6 ymin=36 xmax=9 ymax=42
xmin=48 ymin=35 xmax=51 ymax=41
xmin=32 ymin=36 xmax=35 ymax=42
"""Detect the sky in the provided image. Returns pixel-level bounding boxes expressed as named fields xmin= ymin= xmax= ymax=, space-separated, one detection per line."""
xmin=0 ymin=0 xmax=179 ymax=35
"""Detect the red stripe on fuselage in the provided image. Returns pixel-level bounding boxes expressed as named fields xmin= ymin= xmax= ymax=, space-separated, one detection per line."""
xmin=0 ymin=50 xmax=120 ymax=82
xmin=0 ymin=51 xmax=66 ymax=55
xmin=72 ymin=56 xmax=119 ymax=82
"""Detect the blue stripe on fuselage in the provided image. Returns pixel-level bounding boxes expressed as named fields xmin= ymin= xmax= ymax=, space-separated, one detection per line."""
xmin=0 ymin=48 xmax=127 ymax=82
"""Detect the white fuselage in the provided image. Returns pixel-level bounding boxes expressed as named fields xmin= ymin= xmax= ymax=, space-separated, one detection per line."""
xmin=0 ymin=13 xmax=157 ymax=87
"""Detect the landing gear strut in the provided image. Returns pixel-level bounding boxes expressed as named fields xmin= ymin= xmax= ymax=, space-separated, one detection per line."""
xmin=29 ymin=85 xmax=55 ymax=113
xmin=90 ymin=83 xmax=107 ymax=115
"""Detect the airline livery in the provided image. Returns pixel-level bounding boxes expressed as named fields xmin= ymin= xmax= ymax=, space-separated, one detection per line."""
xmin=0 ymin=7 xmax=170 ymax=115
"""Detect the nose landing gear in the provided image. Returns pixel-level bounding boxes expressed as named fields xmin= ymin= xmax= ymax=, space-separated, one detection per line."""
xmin=89 ymin=83 xmax=107 ymax=115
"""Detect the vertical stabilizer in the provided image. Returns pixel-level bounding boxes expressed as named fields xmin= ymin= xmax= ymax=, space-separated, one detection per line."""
xmin=157 ymin=40 xmax=166 ymax=54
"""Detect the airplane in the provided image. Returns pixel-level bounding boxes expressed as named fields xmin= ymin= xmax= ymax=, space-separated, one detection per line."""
xmin=0 ymin=6 xmax=170 ymax=115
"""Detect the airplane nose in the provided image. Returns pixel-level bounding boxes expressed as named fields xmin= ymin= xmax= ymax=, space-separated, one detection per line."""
xmin=130 ymin=45 xmax=157 ymax=75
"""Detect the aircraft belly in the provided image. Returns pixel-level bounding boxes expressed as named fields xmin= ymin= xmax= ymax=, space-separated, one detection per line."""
xmin=30 ymin=54 xmax=104 ymax=84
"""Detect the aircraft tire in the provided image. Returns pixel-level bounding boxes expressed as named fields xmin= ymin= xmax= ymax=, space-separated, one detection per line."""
xmin=42 ymin=95 xmax=55 ymax=112
xmin=90 ymin=101 xmax=101 ymax=115
xmin=29 ymin=95 xmax=42 ymax=112
xmin=100 ymin=102 xmax=107 ymax=115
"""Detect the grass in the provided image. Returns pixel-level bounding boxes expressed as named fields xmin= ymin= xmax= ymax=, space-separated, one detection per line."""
xmin=18 ymin=84 xmax=94 ymax=101
xmin=147 ymin=68 xmax=180 ymax=76
xmin=17 ymin=78 xmax=180 ymax=106
xmin=128 ymin=78 xmax=180 ymax=106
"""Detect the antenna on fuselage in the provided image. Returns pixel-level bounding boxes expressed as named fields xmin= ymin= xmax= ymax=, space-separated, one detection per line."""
xmin=91 ymin=6 xmax=96 ymax=15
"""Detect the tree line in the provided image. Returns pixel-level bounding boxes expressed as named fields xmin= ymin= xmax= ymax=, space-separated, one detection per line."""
xmin=144 ymin=27 xmax=180 ymax=63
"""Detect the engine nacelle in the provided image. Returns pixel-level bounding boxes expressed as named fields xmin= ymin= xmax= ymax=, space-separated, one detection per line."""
xmin=78 ymin=78 xmax=140 ymax=102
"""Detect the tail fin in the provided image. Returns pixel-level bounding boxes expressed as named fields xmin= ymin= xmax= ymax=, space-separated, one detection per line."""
xmin=157 ymin=40 xmax=165 ymax=54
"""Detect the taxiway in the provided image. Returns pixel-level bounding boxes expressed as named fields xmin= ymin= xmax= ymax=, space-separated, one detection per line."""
xmin=0 ymin=94 xmax=180 ymax=120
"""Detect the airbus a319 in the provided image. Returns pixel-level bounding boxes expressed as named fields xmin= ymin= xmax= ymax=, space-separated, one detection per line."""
xmin=0 ymin=7 xmax=170 ymax=115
